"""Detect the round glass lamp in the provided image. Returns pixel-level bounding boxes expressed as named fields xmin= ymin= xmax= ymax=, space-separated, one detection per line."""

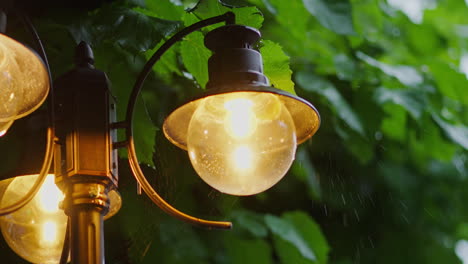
xmin=0 ymin=174 xmax=66 ymax=264
xmin=163 ymin=25 xmax=320 ymax=196
xmin=0 ymin=174 xmax=122 ymax=264
xmin=164 ymin=87 xmax=319 ymax=196
xmin=0 ymin=34 xmax=50 ymax=136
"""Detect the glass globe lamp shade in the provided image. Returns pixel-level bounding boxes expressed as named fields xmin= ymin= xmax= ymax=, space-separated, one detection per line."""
xmin=0 ymin=174 xmax=122 ymax=263
xmin=0 ymin=174 xmax=66 ymax=264
xmin=0 ymin=34 xmax=50 ymax=136
xmin=187 ymin=92 xmax=296 ymax=195
xmin=163 ymin=87 xmax=320 ymax=196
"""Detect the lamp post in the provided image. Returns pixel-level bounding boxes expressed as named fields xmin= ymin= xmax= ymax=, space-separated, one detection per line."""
xmin=0 ymin=9 xmax=320 ymax=264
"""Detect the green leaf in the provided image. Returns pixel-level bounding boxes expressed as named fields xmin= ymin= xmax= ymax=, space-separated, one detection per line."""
xmin=303 ymin=0 xmax=356 ymax=35
xmin=232 ymin=210 xmax=268 ymax=238
xmin=350 ymin=0 xmax=383 ymax=37
xmin=158 ymin=220 xmax=208 ymax=260
xmin=260 ymin=40 xmax=296 ymax=94
xmin=107 ymin=8 xmax=179 ymax=51
xmin=291 ymin=147 xmax=321 ymax=199
xmin=267 ymin=0 xmax=311 ymax=39
xmin=144 ymin=40 xmax=182 ymax=82
xmin=265 ymin=214 xmax=317 ymax=261
xmin=231 ymin=6 xmax=265 ymax=29
xmin=433 ymin=114 xmax=468 ymax=150
xmin=296 ymin=72 xmax=365 ymax=136
xmin=381 ymin=104 xmax=407 ymax=142
xmin=333 ymin=54 xmax=358 ymax=81
xmin=67 ymin=6 xmax=181 ymax=53
xmin=334 ymin=120 xmax=374 ymax=164
xmin=428 ymin=61 xmax=468 ymax=104
xmin=180 ymin=30 xmax=211 ymax=88
xmin=144 ymin=0 xmax=185 ymax=20
xmin=265 ymin=212 xmax=329 ymax=264
xmin=374 ymin=87 xmax=425 ymax=120
xmin=190 ymin=1 xmax=264 ymax=28
xmin=409 ymin=119 xmax=457 ymax=162
xmin=356 ymin=52 xmax=423 ymax=87
xmin=281 ymin=212 xmax=329 ymax=264
xmin=224 ymin=235 xmax=273 ymax=264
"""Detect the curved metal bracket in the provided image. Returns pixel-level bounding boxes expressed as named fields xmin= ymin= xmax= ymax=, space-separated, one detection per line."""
xmin=125 ymin=12 xmax=235 ymax=230
xmin=0 ymin=14 xmax=55 ymax=216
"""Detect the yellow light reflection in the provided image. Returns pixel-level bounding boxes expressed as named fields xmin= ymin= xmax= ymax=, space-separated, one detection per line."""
xmin=232 ymin=145 xmax=253 ymax=170
xmin=0 ymin=120 xmax=13 ymax=137
xmin=38 ymin=175 xmax=64 ymax=213
xmin=41 ymin=221 xmax=58 ymax=244
xmin=224 ymin=98 xmax=257 ymax=139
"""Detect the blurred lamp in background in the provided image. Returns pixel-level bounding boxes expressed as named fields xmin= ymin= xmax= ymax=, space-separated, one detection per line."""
xmin=0 ymin=33 xmax=49 ymax=136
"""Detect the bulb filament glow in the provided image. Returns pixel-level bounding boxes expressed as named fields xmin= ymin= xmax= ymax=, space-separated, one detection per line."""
xmin=232 ymin=145 xmax=253 ymax=170
xmin=224 ymin=98 xmax=257 ymax=139
xmin=41 ymin=221 xmax=58 ymax=244
xmin=38 ymin=175 xmax=64 ymax=213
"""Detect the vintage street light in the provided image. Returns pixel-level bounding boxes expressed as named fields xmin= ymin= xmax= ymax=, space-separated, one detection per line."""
xmin=0 ymin=12 xmax=49 ymax=136
xmin=0 ymin=9 xmax=320 ymax=264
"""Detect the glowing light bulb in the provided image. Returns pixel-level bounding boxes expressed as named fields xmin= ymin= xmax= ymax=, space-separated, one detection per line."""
xmin=232 ymin=145 xmax=253 ymax=170
xmin=224 ymin=98 xmax=257 ymax=139
xmin=42 ymin=221 xmax=58 ymax=244
xmin=38 ymin=175 xmax=64 ymax=213
xmin=187 ymin=92 xmax=297 ymax=195
xmin=0 ymin=174 xmax=66 ymax=264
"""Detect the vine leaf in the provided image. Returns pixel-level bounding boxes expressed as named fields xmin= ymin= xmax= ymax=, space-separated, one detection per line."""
xmin=433 ymin=114 xmax=468 ymax=150
xmin=265 ymin=212 xmax=329 ymax=264
xmin=180 ymin=30 xmax=211 ymax=88
xmin=356 ymin=52 xmax=423 ymax=87
xmin=374 ymin=87 xmax=425 ymax=120
xmin=296 ymin=72 xmax=365 ymax=136
xmin=303 ymin=0 xmax=356 ymax=35
xmin=260 ymin=40 xmax=296 ymax=94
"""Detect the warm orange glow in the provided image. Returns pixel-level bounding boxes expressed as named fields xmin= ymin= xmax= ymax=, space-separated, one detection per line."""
xmin=41 ymin=221 xmax=58 ymax=245
xmin=232 ymin=145 xmax=253 ymax=170
xmin=187 ymin=92 xmax=297 ymax=196
xmin=224 ymin=98 xmax=257 ymax=139
xmin=0 ymin=174 xmax=67 ymax=264
xmin=38 ymin=175 xmax=64 ymax=213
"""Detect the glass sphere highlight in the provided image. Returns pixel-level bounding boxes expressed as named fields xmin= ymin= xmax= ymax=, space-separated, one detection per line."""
xmin=0 ymin=34 xmax=50 ymax=136
xmin=187 ymin=92 xmax=297 ymax=196
xmin=0 ymin=174 xmax=67 ymax=264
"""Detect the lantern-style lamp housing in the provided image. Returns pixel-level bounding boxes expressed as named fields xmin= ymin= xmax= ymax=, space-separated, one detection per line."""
xmin=163 ymin=25 xmax=320 ymax=196
xmin=0 ymin=6 xmax=50 ymax=137
xmin=0 ymin=31 xmax=50 ymax=136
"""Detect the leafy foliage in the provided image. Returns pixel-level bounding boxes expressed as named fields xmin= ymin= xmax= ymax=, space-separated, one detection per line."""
xmin=1 ymin=0 xmax=467 ymax=263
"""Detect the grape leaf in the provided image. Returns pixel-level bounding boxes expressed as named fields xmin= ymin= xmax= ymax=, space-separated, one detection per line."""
xmin=303 ymin=0 xmax=356 ymax=35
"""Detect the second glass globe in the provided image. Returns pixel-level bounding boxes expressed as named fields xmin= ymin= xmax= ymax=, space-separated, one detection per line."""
xmin=0 ymin=174 xmax=67 ymax=264
xmin=187 ymin=92 xmax=297 ymax=196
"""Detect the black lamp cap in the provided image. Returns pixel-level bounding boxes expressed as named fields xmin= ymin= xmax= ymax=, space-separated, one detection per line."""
xmin=204 ymin=25 xmax=268 ymax=89
xmin=205 ymin=25 xmax=261 ymax=51
xmin=75 ymin=41 xmax=95 ymax=68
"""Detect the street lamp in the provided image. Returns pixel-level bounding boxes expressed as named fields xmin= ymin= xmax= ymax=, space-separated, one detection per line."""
xmin=0 ymin=12 xmax=49 ymax=136
xmin=0 ymin=10 xmax=320 ymax=264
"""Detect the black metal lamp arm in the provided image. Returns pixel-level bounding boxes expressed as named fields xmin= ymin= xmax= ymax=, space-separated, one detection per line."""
xmin=124 ymin=12 xmax=235 ymax=230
